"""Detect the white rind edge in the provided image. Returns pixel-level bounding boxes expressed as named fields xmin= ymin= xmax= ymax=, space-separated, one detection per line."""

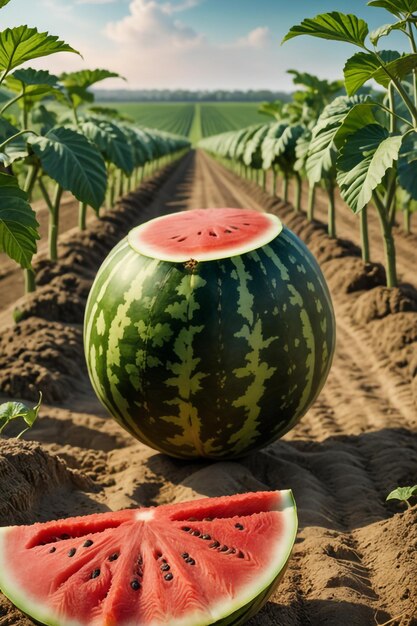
xmin=0 ymin=490 xmax=297 ymax=626
xmin=127 ymin=212 xmax=283 ymax=263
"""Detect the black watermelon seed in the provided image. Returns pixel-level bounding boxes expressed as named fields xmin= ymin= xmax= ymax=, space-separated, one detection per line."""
xmin=191 ymin=530 xmax=200 ymax=537
xmin=219 ymin=545 xmax=228 ymax=552
xmin=203 ymin=517 xmax=213 ymax=522
xmin=49 ymin=547 xmax=56 ymax=553
xmin=237 ymin=551 xmax=245 ymax=559
xmin=187 ymin=517 xmax=197 ymax=522
xmin=182 ymin=527 xmax=191 ymax=533
xmin=161 ymin=563 xmax=170 ymax=572
xmin=209 ymin=541 xmax=220 ymax=549
xmin=138 ymin=556 xmax=143 ymax=565
xmin=200 ymin=534 xmax=211 ymax=540
xmin=235 ymin=523 xmax=244 ymax=530
xmin=130 ymin=579 xmax=141 ymax=591
xmin=60 ymin=534 xmax=70 ymax=540
xmin=91 ymin=569 xmax=100 ymax=579
xmin=186 ymin=558 xmax=195 ymax=565
xmin=164 ymin=573 xmax=174 ymax=581
xmin=181 ymin=552 xmax=189 ymax=559
xmin=83 ymin=540 xmax=94 ymax=548
xmin=108 ymin=553 xmax=119 ymax=562
xmin=68 ymin=548 xmax=76 ymax=557
xmin=137 ymin=569 xmax=143 ymax=577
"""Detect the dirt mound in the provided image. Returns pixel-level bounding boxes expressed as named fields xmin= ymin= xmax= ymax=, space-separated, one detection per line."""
xmin=352 ymin=285 xmax=417 ymax=323
xmin=0 ymin=439 xmax=93 ymax=526
xmin=15 ymin=273 xmax=90 ymax=324
xmin=324 ymin=257 xmax=386 ymax=294
xmin=355 ymin=506 xmax=417 ymax=625
xmin=0 ymin=318 xmax=84 ymax=402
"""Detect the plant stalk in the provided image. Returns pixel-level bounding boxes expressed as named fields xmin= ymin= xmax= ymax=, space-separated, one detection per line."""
xmin=307 ymin=184 xmax=316 ymax=221
xmin=373 ymin=191 xmax=398 ymax=288
xmin=294 ymin=173 xmax=302 ymax=212
xmin=23 ymin=165 xmax=40 ymax=294
xmin=327 ymin=181 xmax=336 ymax=238
xmin=360 ymin=206 xmax=370 ymax=263
xmin=79 ymin=202 xmax=87 ymax=231
xmin=48 ymin=184 xmax=63 ymax=262
xmin=282 ymin=176 xmax=289 ymax=202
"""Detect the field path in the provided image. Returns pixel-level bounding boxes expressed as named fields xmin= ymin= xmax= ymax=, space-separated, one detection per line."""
xmin=0 ymin=150 xmax=416 ymax=626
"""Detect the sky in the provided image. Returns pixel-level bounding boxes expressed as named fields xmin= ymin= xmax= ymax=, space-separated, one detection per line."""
xmin=0 ymin=0 xmax=407 ymax=91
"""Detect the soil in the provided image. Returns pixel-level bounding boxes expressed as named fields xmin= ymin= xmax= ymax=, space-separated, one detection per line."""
xmin=0 ymin=151 xmax=416 ymax=626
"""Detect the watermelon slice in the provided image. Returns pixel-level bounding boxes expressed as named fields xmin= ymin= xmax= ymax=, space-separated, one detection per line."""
xmin=0 ymin=490 xmax=297 ymax=626
xmin=128 ymin=208 xmax=283 ymax=262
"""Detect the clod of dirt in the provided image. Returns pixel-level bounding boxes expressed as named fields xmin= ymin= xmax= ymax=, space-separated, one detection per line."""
xmin=0 ymin=439 xmax=93 ymax=526
xmin=352 ymin=285 xmax=417 ymax=324
xmin=0 ymin=318 xmax=85 ymax=402
xmin=14 ymin=274 xmax=91 ymax=324
xmin=355 ymin=507 xmax=417 ymax=624
xmin=324 ymin=257 xmax=386 ymax=294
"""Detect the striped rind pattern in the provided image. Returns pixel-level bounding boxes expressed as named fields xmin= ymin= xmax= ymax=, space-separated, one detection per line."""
xmin=84 ymin=226 xmax=335 ymax=459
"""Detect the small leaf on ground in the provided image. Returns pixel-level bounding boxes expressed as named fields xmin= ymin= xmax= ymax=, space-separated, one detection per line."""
xmin=0 ymin=392 xmax=42 ymax=438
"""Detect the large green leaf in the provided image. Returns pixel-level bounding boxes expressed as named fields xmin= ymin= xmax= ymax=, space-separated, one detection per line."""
xmin=0 ymin=173 xmax=39 ymax=268
xmin=398 ymin=132 xmax=417 ymax=200
xmin=282 ymin=12 xmax=369 ymax=47
xmin=31 ymin=104 xmax=58 ymax=134
xmin=370 ymin=21 xmax=408 ymax=45
xmin=0 ymin=27 xmax=79 ymax=75
xmin=0 ymin=0 xmax=11 ymax=8
xmin=29 ymin=127 xmax=107 ymax=210
xmin=60 ymin=69 xmax=123 ymax=89
xmin=373 ymin=53 xmax=417 ymax=88
xmin=344 ymin=50 xmax=400 ymax=95
xmin=4 ymin=67 xmax=59 ymax=97
xmin=337 ymin=124 xmax=402 ymax=213
xmin=80 ymin=117 xmax=134 ymax=174
xmin=306 ymin=95 xmax=373 ymax=185
xmin=368 ymin=0 xmax=417 ymax=16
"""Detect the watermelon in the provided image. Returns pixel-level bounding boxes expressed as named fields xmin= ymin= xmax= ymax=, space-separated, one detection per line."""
xmin=84 ymin=208 xmax=335 ymax=458
xmin=0 ymin=490 xmax=297 ymax=626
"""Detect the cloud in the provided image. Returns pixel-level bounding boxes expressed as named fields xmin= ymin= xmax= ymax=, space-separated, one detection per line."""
xmin=75 ymin=0 xmax=117 ymax=4
xmin=162 ymin=0 xmax=202 ymax=13
xmin=235 ymin=27 xmax=271 ymax=49
xmin=105 ymin=0 xmax=204 ymax=48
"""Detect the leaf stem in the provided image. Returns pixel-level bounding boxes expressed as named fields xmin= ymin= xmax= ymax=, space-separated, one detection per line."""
xmin=0 ymin=129 xmax=36 ymax=151
xmin=0 ymin=91 xmax=24 ymax=116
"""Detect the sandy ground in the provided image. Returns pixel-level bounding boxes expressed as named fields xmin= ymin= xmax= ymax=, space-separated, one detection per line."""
xmin=0 ymin=151 xmax=416 ymax=626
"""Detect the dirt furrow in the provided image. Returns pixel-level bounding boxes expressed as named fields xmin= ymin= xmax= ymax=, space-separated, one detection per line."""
xmin=0 ymin=150 xmax=416 ymax=626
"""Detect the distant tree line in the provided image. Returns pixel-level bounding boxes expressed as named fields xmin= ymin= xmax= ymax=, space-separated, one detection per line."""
xmin=93 ymin=89 xmax=293 ymax=103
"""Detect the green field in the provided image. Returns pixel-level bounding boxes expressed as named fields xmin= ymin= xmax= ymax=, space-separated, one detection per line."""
xmin=99 ymin=102 xmax=266 ymax=142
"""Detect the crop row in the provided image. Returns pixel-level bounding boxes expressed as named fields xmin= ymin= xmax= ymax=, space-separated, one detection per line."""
xmin=200 ymin=3 xmax=417 ymax=289
xmin=0 ymin=3 xmax=191 ymax=295
xmin=100 ymin=102 xmax=265 ymax=141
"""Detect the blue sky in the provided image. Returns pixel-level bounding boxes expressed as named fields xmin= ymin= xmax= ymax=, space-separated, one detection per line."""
xmin=0 ymin=0 xmax=407 ymax=90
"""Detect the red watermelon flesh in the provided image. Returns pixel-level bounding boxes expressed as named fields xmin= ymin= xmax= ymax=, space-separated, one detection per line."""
xmin=128 ymin=208 xmax=283 ymax=262
xmin=0 ymin=491 xmax=297 ymax=626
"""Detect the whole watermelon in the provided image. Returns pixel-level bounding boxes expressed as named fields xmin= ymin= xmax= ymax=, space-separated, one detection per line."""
xmin=84 ymin=208 xmax=335 ymax=458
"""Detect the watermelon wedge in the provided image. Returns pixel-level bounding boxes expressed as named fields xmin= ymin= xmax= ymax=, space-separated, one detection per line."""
xmin=0 ymin=490 xmax=297 ymax=626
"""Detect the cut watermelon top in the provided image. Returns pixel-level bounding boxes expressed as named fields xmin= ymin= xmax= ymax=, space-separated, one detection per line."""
xmin=128 ymin=208 xmax=283 ymax=262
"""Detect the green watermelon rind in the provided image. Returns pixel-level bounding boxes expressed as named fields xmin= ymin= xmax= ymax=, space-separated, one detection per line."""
xmin=0 ymin=491 xmax=297 ymax=626
xmin=84 ymin=227 xmax=335 ymax=459
xmin=127 ymin=211 xmax=283 ymax=262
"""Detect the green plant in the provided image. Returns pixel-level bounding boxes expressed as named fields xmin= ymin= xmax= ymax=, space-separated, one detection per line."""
xmin=0 ymin=392 xmax=42 ymax=438
xmin=283 ymin=2 xmax=417 ymax=286
xmin=386 ymin=485 xmax=417 ymax=508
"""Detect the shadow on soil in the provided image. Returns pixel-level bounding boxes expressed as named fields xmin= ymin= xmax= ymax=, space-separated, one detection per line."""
xmin=145 ymin=427 xmax=417 ymax=531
